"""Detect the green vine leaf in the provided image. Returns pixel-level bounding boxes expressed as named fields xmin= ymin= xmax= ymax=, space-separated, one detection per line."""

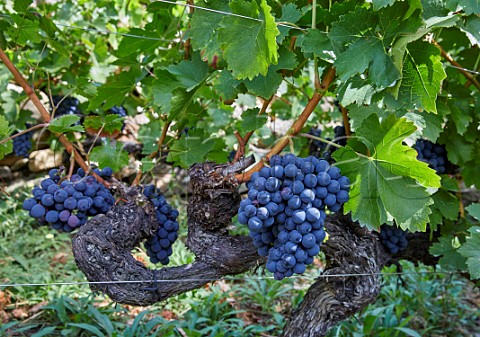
xmin=276 ymin=3 xmax=302 ymax=44
xmin=466 ymin=203 xmax=480 ymax=221
xmin=84 ymin=115 xmax=124 ymax=137
xmin=333 ymin=114 xmax=440 ymax=230
xmin=165 ymin=54 xmax=210 ymax=92
xmin=218 ymin=0 xmax=279 ymax=80
xmin=90 ymin=142 xmax=129 ymax=172
xmin=48 ymin=115 xmax=84 ymax=134
xmin=166 ymin=129 xmax=224 ymax=168
xmin=0 ymin=116 xmax=13 ymax=160
xmin=458 ymin=227 xmax=480 ymax=279
xmin=89 ymin=72 xmax=137 ymax=110
xmin=430 ymin=235 xmax=468 ymax=271
xmin=298 ymin=29 xmax=338 ymax=63
xmin=243 ymin=47 xmax=298 ymax=99
xmin=398 ymin=41 xmax=447 ymax=113
xmin=188 ymin=0 xmax=226 ymax=64
xmin=240 ymin=108 xmax=267 ymax=133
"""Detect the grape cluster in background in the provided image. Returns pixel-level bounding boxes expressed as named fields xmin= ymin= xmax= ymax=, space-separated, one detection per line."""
xmin=307 ymin=124 xmax=347 ymax=163
xmin=12 ymin=131 xmax=32 ymax=158
xmin=142 ymin=185 xmax=180 ymax=265
xmin=50 ymin=95 xmax=81 ymax=118
xmin=379 ymin=224 xmax=408 ymax=254
xmin=413 ymin=139 xmax=450 ymax=174
xmin=22 ymin=166 xmax=115 ymax=232
xmin=238 ymin=154 xmax=350 ymax=280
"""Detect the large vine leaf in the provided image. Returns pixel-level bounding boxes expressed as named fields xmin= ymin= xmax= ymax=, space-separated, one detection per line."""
xmin=458 ymin=227 xmax=480 ymax=279
xmin=398 ymin=41 xmax=447 ymax=113
xmin=333 ymin=114 xmax=440 ymax=230
xmin=218 ymin=0 xmax=279 ymax=80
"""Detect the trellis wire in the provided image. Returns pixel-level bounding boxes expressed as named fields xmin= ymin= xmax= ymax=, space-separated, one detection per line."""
xmin=0 ymin=270 xmax=460 ymax=289
xmin=153 ymin=0 xmax=306 ymax=31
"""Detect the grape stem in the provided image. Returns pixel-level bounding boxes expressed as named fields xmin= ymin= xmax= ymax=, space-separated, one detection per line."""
xmin=233 ymin=96 xmax=273 ymax=162
xmin=0 ymin=123 xmax=49 ymax=146
xmin=339 ymin=104 xmax=352 ymax=137
xmin=0 ymin=47 xmax=107 ymax=186
xmin=235 ymin=67 xmax=336 ymax=182
xmin=431 ymin=39 xmax=480 ymax=91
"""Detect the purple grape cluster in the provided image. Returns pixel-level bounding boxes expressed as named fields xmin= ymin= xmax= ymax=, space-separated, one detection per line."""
xmin=22 ymin=167 xmax=115 ymax=232
xmin=51 ymin=96 xmax=81 ymax=118
xmin=307 ymin=127 xmax=327 ymax=157
xmin=413 ymin=139 xmax=449 ymax=174
xmin=238 ymin=154 xmax=350 ymax=280
xmin=12 ymin=131 xmax=32 ymax=158
xmin=109 ymin=106 xmax=127 ymax=118
xmin=379 ymin=224 xmax=408 ymax=254
xmin=322 ymin=125 xmax=347 ymax=162
xmin=143 ymin=185 xmax=179 ymax=265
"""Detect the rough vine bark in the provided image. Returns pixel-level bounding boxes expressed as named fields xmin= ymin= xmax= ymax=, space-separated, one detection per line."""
xmin=72 ymin=162 xmax=441 ymax=334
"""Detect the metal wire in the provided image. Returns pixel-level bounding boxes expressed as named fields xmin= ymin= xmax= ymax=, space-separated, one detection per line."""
xmin=54 ymin=23 xmax=175 ymax=43
xmin=0 ymin=271 xmax=459 ymax=288
xmin=446 ymin=64 xmax=480 ymax=75
xmin=153 ymin=0 xmax=306 ymax=31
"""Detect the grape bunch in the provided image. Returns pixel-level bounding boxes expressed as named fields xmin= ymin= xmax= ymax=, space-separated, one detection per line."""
xmin=51 ymin=95 xmax=81 ymax=118
xmin=238 ymin=154 xmax=350 ymax=280
xmin=413 ymin=139 xmax=449 ymax=174
xmin=142 ymin=185 xmax=180 ymax=265
xmin=379 ymin=224 xmax=408 ymax=254
xmin=323 ymin=125 xmax=347 ymax=162
xmin=307 ymin=127 xmax=327 ymax=157
xmin=22 ymin=167 xmax=115 ymax=232
xmin=12 ymin=131 xmax=33 ymax=158
xmin=109 ymin=106 xmax=127 ymax=118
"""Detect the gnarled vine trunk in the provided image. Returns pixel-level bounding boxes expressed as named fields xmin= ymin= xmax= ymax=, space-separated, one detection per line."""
xmin=72 ymin=162 xmax=438 ymax=335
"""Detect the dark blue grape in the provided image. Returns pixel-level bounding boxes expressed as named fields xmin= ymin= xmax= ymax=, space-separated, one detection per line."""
xmin=30 ymin=204 xmax=46 ymax=218
xmin=22 ymin=198 xmax=37 ymax=211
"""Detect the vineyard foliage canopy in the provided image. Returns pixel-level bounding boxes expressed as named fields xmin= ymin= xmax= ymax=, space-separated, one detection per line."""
xmin=0 ymin=0 xmax=479 ymax=280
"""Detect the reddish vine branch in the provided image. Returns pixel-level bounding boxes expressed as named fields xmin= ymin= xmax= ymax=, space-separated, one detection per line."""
xmin=0 ymin=48 xmax=106 ymax=185
xmin=0 ymin=123 xmax=48 ymax=146
xmin=235 ymin=67 xmax=336 ymax=182
xmin=431 ymin=39 xmax=480 ymax=91
xmin=340 ymin=105 xmax=351 ymax=137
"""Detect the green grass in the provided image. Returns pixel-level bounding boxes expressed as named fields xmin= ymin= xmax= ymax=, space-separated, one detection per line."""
xmin=1 ymin=186 xmax=479 ymax=337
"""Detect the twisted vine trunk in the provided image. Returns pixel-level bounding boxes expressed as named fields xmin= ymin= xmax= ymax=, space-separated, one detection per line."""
xmin=72 ymin=162 xmax=438 ymax=335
